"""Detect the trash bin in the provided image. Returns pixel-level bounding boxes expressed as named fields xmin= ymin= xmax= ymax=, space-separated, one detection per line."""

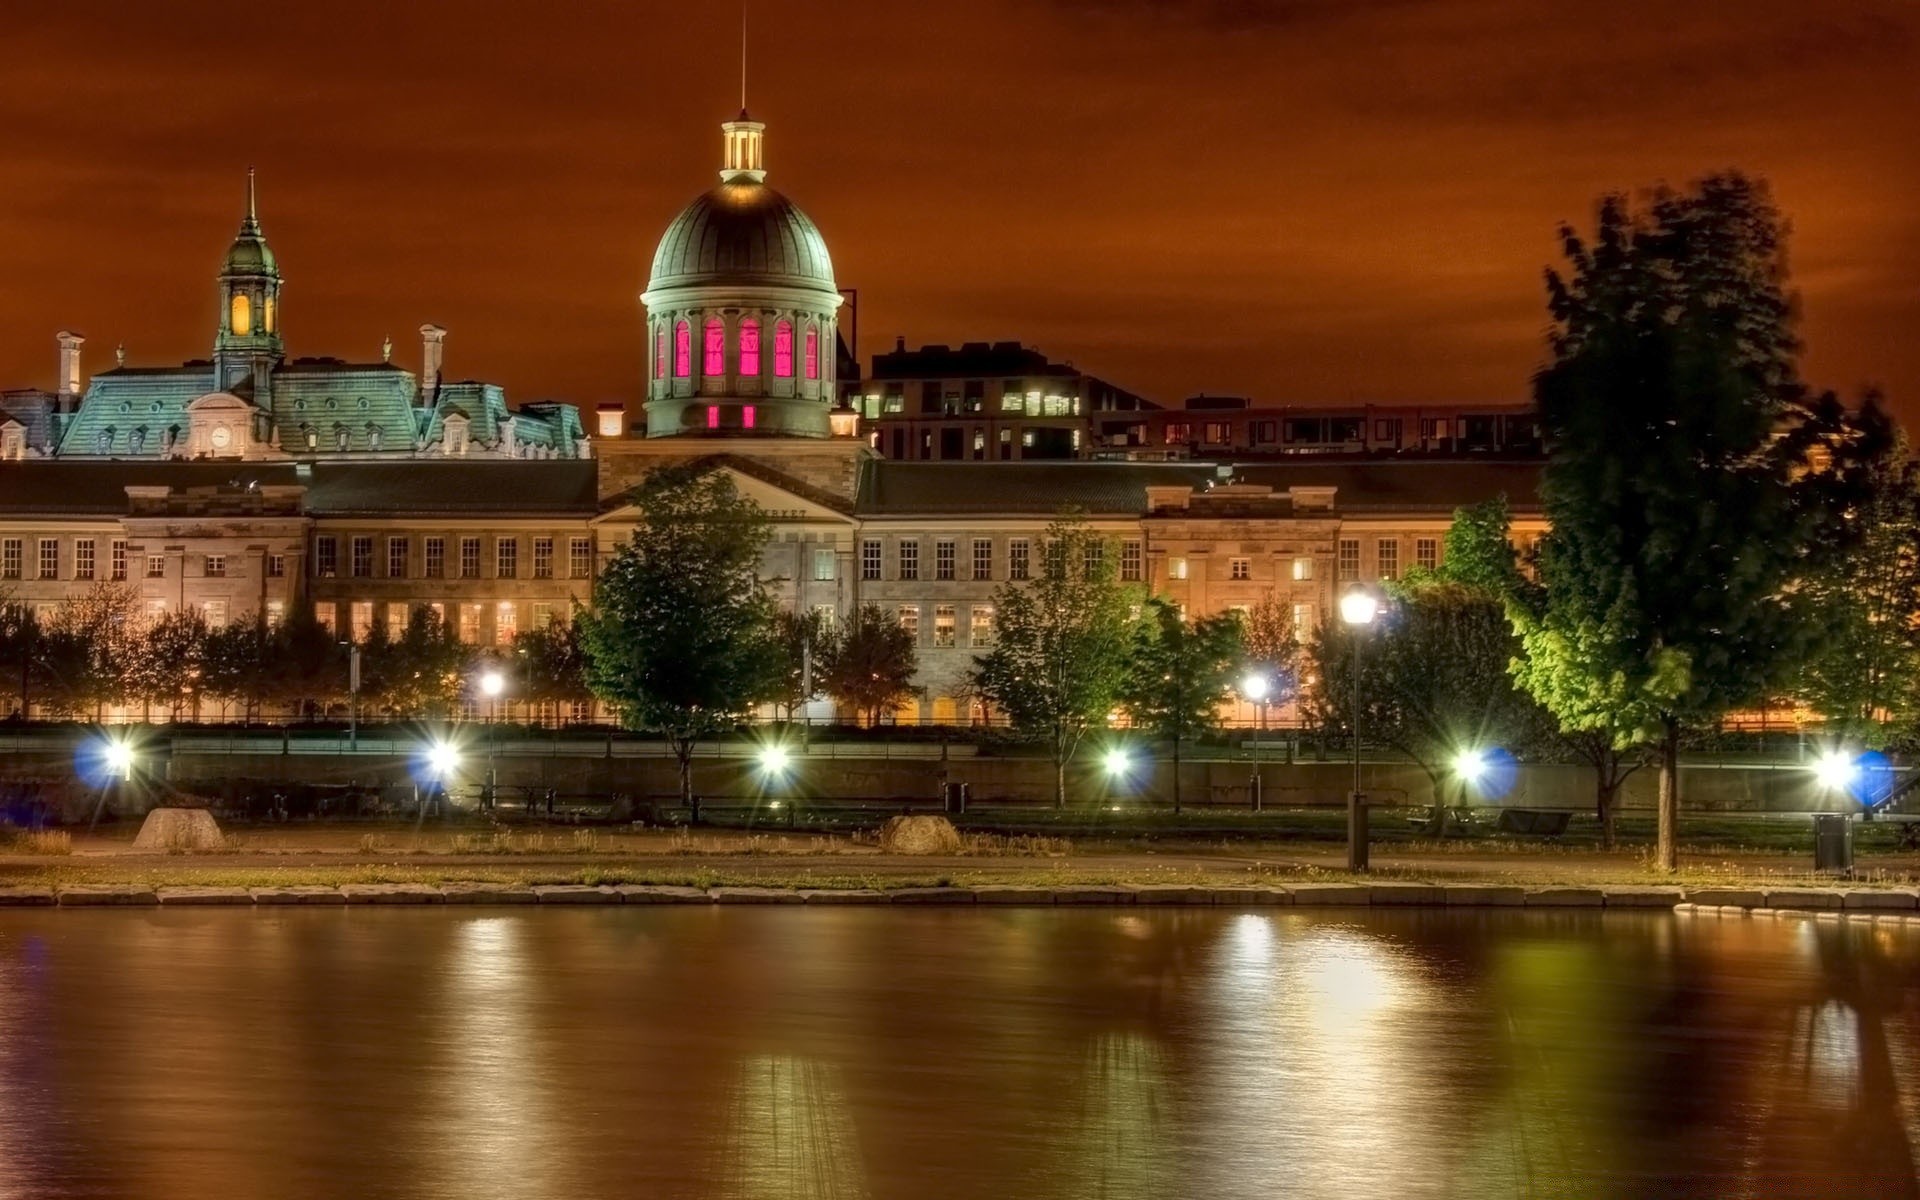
xmin=1813 ymin=813 xmax=1853 ymax=873
xmin=943 ymin=781 xmax=969 ymax=815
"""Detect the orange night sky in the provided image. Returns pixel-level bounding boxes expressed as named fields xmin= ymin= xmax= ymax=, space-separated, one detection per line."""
xmin=1 ymin=0 xmax=1914 ymax=422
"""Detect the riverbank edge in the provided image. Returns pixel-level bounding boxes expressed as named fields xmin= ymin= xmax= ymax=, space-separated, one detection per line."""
xmin=3 ymin=881 xmax=1918 ymax=918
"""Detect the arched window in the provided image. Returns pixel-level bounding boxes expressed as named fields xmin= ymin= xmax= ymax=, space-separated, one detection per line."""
xmin=230 ymin=293 xmax=252 ymax=336
xmin=674 ymin=321 xmax=692 ymax=378
xmin=655 ymin=328 xmax=667 ymax=379
xmin=703 ymin=318 xmax=725 ymax=377
xmin=804 ymin=325 xmax=820 ymax=381
xmin=774 ymin=320 xmax=794 ymax=378
xmin=739 ymin=319 xmax=761 ymax=376
xmin=263 ymin=295 xmax=276 ymax=333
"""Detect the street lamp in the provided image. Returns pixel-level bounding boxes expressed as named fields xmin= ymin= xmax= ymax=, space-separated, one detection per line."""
xmin=1340 ymin=587 xmax=1379 ymax=871
xmin=102 ymin=738 xmax=134 ymax=782
xmin=427 ymin=740 xmax=461 ymax=777
xmin=1813 ymin=749 xmax=1858 ymax=793
xmin=759 ymin=743 xmax=795 ymax=826
xmin=1241 ymin=671 xmax=1271 ymax=811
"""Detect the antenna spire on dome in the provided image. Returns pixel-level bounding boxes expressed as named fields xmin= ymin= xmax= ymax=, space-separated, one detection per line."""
xmin=242 ymin=166 xmax=261 ymax=233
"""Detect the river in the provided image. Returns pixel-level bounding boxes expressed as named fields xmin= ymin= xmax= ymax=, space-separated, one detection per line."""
xmin=0 ymin=908 xmax=1916 ymax=1199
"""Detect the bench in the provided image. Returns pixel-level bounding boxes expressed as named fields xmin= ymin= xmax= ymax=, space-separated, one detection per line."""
xmin=1496 ymin=808 xmax=1574 ymax=837
xmin=1410 ymin=806 xmax=1478 ymax=835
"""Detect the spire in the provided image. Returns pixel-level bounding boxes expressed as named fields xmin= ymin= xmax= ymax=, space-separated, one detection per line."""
xmin=242 ymin=166 xmax=260 ymax=235
xmin=720 ymin=2 xmax=766 ymax=183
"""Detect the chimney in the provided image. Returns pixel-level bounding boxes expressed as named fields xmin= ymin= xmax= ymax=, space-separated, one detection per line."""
xmin=595 ymin=403 xmax=625 ymax=438
xmin=56 ymin=330 xmax=85 ymax=399
xmin=419 ymin=324 xmax=446 ymax=397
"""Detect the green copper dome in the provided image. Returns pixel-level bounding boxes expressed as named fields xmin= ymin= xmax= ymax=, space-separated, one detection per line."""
xmin=648 ymin=178 xmax=835 ymax=293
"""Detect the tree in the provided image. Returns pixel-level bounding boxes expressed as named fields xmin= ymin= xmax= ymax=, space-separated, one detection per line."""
xmin=821 ymin=604 xmax=917 ymax=726
xmin=44 ymin=582 xmax=142 ymax=720
xmin=365 ymin=609 xmax=470 ymax=719
xmin=1241 ymin=589 xmax=1302 ymax=717
xmin=1310 ymin=578 xmax=1549 ymax=837
xmin=517 ymin=612 xmax=593 ymax=715
xmin=126 ymin=608 xmax=209 ymax=722
xmin=202 ymin=616 xmax=279 ymax=722
xmin=1120 ymin=599 xmax=1243 ymax=812
xmin=1524 ymin=173 xmax=1823 ymax=870
xmin=267 ymin=603 xmax=346 ymax=720
xmin=0 ymin=600 xmax=41 ymax=719
xmin=1439 ymin=496 xmax=1646 ymax=846
xmin=768 ymin=607 xmax=832 ymax=722
xmin=1793 ymin=395 xmax=1920 ymax=742
xmin=971 ymin=517 xmax=1138 ymax=808
xmin=577 ymin=464 xmax=781 ymax=803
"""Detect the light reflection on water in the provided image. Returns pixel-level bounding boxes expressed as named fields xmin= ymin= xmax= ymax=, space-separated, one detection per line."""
xmin=0 ymin=908 xmax=1915 ymax=1199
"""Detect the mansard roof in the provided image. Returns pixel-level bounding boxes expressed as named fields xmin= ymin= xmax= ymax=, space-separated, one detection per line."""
xmin=855 ymin=459 xmax=1544 ymax=518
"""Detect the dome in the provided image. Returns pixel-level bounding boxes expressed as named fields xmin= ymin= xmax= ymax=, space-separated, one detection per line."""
xmin=223 ymin=232 xmax=277 ymax=276
xmin=647 ymin=178 xmax=835 ymax=293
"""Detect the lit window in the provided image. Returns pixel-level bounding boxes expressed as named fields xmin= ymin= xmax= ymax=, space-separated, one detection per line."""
xmin=897 ymin=605 xmax=919 ymax=641
xmin=569 ymin=537 xmax=592 ymax=578
xmin=230 ymin=293 xmax=251 ymax=336
xmin=655 ymin=329 xmax=667 ymax=379
xmin=743 ymin=405 xmax=755 ymax=430
xmin=351 ymin=601 xmax=373 ymax=643
xmin=970 ymin=605 xmax=994 ymax=647
xmin=933 ymin=605 xmax=956 ymax=647
xmin=266 ymin=600 xmax=285 ymax=627
xmin=458 ymin=603 xmax=481 ymax=644
xmin=739 ymin=319 xmax=760 ymax=375
xmin=1292 ymin=557 xmax=1313 ymax=581
xmin=263 ymin=296 xmax=275 ymax=333
xmin=315 ymin=604 xmax=336 ymax=635
xmin=774 ymin=320 xmax=794 ymax=378
xmin=674 ymin=321 xmax=691 ymax=378
xmin=706 ymin=406 xmax=720 ymax=430
xmin=386 ymin=602 xmax=409 ymax=632
xmin=1292 ymin=603 xmax=1315 ymax=633
xmin=703 ymin=318 xmax=725 ymax=377
xmin=496 ymin=602 xmax=517 ymax=643
xmin=804 ymin=325 xmax=820 ymax=380
xmin=813 ymin=548 xmax=835 ymax=582
xmin=1230 ymin=557 xmax=1251 ymax=581
xmin=1169 ymin=558 xmax=1188 ymax=581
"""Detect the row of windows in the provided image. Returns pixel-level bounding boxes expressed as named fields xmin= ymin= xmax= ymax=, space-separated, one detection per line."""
xmin=316 ymin=599 xmax=568 ymax=645
xmin=656 ymin=317 xmax=822 ymax=382
xmin=894 ymin=603 xmax=996 ymax=649
xmin=859 ymin=538 xmax=1145 ymax=584
xmin=2 ymin=538 xmax=134 ymax=582
xmin=315 ymin=536 xmax=592 ymax=581
xmin=1336 ymin=537 xmax=1440 ymax=582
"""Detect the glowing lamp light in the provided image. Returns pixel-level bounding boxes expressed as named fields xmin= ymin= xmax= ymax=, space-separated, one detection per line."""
xmin=1103 ymin=748 xmax=1134 ymax=778
xmin=103 ymin=739 xmax=135 ymax=781
xmin=1452 ymin=748 xmax=1489 ymax=785
xmin=427 ymin=742 xmax=461 ymax=776
xmin=1241 ymin=672 xmax=1270 ymax=702
xmin=1813 ymin=750 xmax=1859 ymax=793
xmin=479 ymin=670 xmax=505 ymax=698
xmin=760 ymin=745 xmax=792 ymax=777
xmin=1339 ymin=589 xmax=1379 ymax=627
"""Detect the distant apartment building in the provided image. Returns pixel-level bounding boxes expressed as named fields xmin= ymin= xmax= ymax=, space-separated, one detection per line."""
xmin=852 ymin=340 xmax=1159 ymax=461
xmin=1095 ymin=394 xmax=1543 ymax=458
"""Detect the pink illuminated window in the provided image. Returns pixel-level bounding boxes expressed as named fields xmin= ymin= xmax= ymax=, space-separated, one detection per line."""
xmin=654 ymin=329 xmax=667 ymax=379
xmin=743 ymin=405 xmax=756 ymax=430
xmin=739 ymin=319 xmax=760 ymax=376
xmin=703 ymin=318 xmax=725 ymax=377
xmin=804 ymin=325 xmax=820 ymax=380
xmin=774 ymin=320 xmax=794 ymax=378
xmin=674 ymin=321 xmax=691 ymax=378
xmin=706 ymin=406 xmax=720 ymax=430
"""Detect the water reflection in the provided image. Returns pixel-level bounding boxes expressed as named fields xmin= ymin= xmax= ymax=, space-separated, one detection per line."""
xmin=0 ymin=909 xmax=1914 ymax=1199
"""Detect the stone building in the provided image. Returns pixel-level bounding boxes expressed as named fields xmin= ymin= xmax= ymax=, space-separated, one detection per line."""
xmin=0 ymin=108 xmax=1546 ymax=724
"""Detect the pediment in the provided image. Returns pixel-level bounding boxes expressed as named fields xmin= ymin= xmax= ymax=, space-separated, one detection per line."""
xmin=187 ymin=391 xmax=255 ymax=413
xmin=595 ymin=464 xmax=853 ymax=527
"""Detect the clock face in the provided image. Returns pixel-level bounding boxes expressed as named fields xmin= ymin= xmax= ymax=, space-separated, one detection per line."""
xmin=210 ymin=426 xmax=232 ymax=450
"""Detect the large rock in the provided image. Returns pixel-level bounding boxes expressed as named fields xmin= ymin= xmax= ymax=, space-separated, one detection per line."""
xmin=131 ymin=807 xmax=224 ymax=853
xmin=878 ymin=814 xmax=962 ymax=856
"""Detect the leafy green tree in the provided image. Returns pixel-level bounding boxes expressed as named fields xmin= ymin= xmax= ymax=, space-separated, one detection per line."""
xmin=127 ymin=608 xmax=209 ymax=722
xmin=517 ymin=612 xmax=593 ymax=713
xmin=971 ymin=517 xmax=1138 ymax=808
xmin=365 ymin=609 xmax=470 ymax=718
xmin=46 ymin=582 xmax=142 ymax=720
xmin=1120 ymin=599 xmax=1243 ymax=812
xmin=577 ymin=464 xmax=781 ymax=803
xmin=1793 ymin=396 xmax=1920 ymax=742
xmin=202 ymin=616 xmax=279 ymax=722
xmin=1241 ymin=588 xmax=1301 ymax=716
xmin=1310 ymin=579 xmax=1549 ymax=837
xmin=267 ymin=603 xmax=346 ymax=720
xmin=821 ymin=604 xmax=918 ymax=726
xmin=1524 ymin=173 xmax=1823 ymax=870
xmin=768 ymin=607 xmax=833 ymax=722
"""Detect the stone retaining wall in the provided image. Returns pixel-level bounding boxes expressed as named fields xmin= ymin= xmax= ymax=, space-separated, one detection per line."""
xmin=2 ymin=882 xmax=1915 ymax=918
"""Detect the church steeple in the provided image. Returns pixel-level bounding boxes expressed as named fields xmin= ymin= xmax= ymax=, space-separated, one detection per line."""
xmin=215 ymin=168 xmax=284 ymax=391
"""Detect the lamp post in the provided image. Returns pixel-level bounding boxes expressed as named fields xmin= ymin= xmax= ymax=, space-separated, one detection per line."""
xmin=478 ymin=669 xmax=505 ymax=807
xmin=1339 ymin=587 xmax=1379 ymax=871
xmin=1241 ymin=671 xmax=1270 ymax=811
xmin=760 ymin=743 xmax=795 ymax=828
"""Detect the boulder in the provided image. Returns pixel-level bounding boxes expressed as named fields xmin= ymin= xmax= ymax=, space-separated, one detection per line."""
xmin=878 ymin=814 xmax=962 ymax=856
xmin=131 ymin=807 xmax=224 ymax=853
